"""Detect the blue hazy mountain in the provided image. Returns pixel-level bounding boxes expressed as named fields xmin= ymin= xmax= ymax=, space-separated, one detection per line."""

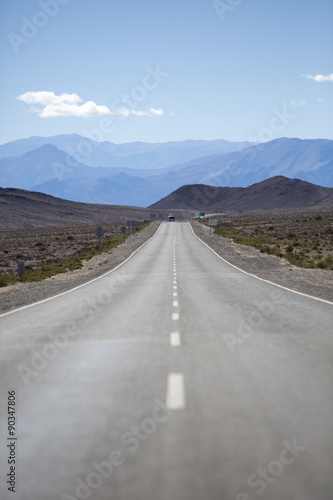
xmin=0 ymin=137 xmax=332 ymax=207
xmin=0 ymin=144 xmax=125 ymax=189
xmin=0 ymin=134 xmax=253 ymax=170
xmin=144 ymin=138 xmax=333 ymax=197
xmin=32 ymin=174 xmax=158 ymax=207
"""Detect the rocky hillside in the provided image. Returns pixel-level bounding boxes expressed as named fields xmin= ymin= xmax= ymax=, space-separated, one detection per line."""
xmin=149 ymin=176 xmax=333 ymax=212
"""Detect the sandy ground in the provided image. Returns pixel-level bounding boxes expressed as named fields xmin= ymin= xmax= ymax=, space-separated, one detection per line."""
xmin=1 ymin=220 xmax=332 ymax=314
xmin=190 ymin=221 xmax=333 ymax=303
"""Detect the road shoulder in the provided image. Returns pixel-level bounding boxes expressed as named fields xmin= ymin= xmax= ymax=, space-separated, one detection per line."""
xmin=190 ymin=221 xmax=333 ymax=303
xmin=0 ymin=222 xmax=161 ymax=314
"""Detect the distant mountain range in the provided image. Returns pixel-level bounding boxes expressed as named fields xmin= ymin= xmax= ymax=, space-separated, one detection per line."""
xmin=0 ymin=134 xmax=253 ymax=170
xmin=2 ymin=176 xmax=331 ymax=229
xmin=0 ymin=135 xmax=332 ymax=206
xmin=149 ymin=176 xmax=333 ymax=212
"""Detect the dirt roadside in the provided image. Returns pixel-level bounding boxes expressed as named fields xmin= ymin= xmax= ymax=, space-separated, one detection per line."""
xmin=190 ymin=221 xmax=333 ymax=303
xmin=0 ymin=221 xmax=162 ymax=314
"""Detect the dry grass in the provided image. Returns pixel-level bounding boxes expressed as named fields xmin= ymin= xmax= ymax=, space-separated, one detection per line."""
xmin=205 ymin=210 xmax=333 ymax=269
xmin=0 ymin=221 xmax=150 ymax=286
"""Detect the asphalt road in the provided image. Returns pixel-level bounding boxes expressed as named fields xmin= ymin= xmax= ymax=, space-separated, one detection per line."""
xmin=1 ymin=221 xmax=332 ymax=500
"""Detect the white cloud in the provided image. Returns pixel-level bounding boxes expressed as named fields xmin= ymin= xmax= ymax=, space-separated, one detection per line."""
xmin=17 ymin=91 xmax=110 ymax=118
xmin=17 ymin=91 xmax=166 ymax=119
xmin=302 ymin=73 xmax=333 ymax=83
xmin=150 ymin=107 xmax=164 ymax=116
xmin=117 ymin=108 xmax=148 ymax=117
xmin=317 ymin=97 xmax=324 ymax=103
xmin=118 ymin=107 xmax=165 ymax=117
xmin=290 ymin=100 xmax=307 ymax=107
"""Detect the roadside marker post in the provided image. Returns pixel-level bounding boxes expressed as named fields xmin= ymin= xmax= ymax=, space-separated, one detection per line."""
xmin=127 ymin=220 xmax=135 ymax=237
xmin=17 ymin=261 xmax=25 ymax=282
xmin=121 ymin=226 xmax=127 ymax=243
xmin=209 ymin=219 xmax=218 ymax=234
xmin=94 ymin=226 xmax=106 ymax=255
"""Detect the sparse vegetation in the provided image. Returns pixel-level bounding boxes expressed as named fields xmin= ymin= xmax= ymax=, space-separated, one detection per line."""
xmin=0 ymin=220 xmax=151 ymax=286
xmin=203 ymin=210 xmax=333 ymax=269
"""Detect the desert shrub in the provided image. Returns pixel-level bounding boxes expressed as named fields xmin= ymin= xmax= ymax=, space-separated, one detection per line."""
xmin=0 ymin=274 xmax=9 ymax=287
xmin=286 ymin=245 xmax=293 ymax=253
xmin=0 ymin=272 xmax=17 ymax=287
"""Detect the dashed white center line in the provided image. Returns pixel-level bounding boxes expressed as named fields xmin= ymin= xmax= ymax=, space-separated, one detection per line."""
xmin=173 ymin=301 xmax=178 ymax=307
xmin=173 ymin=292 xmax=177 ymax=297
xmin=172 ymin=313 xmax=179 ymax=320
xmin=170 ymin=332 xmax=181 ymax=346
xmin=166 ymin=373 xmax=186 ymax=409
xmin=173 ymin=286 xmax=177 ymax=290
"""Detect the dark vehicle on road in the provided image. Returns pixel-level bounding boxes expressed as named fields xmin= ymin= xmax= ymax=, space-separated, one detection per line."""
xmin=168 ymin=214 xmax=175 ymax=221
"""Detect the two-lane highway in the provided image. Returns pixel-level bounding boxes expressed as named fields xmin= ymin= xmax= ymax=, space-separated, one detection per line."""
xmin=1 ymin=221 xmax=332 ymax=500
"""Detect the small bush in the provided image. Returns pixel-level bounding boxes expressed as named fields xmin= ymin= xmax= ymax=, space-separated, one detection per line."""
xmin=0 ymin=274 xmax=9 ymax=287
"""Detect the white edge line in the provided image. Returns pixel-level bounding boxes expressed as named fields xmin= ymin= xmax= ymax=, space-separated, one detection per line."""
xmin=0 ymin=222 xmax=165 ymax=318
xmin=188 ymin=222 xmax=333 ymax=306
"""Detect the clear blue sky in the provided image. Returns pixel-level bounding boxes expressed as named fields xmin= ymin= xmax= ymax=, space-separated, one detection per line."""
xmin=0 ymin=0 xmax=332 ymax=144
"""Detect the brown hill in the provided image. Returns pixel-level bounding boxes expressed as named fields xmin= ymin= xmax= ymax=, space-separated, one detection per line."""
xmin=149 ymin=176 xmax=333 ymax=213
xmin=0 ymin=188 xmax=189 ymax=229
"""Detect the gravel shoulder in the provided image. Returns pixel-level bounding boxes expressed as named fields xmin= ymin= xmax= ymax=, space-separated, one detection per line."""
xmin=191 ymin=221 xmax=333 ymax=303
xmin=0 ymin=221 xmax=161 ymax=314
